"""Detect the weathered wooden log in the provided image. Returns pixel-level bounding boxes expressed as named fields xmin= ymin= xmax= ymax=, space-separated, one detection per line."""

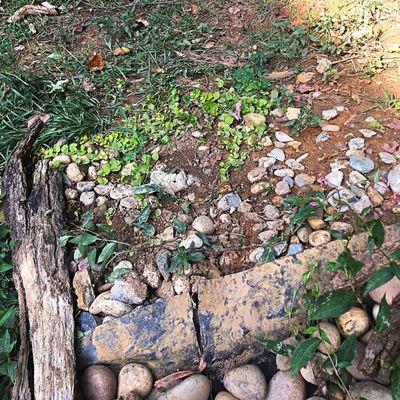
xmin=3 ymin=116 xmax=76 ymax=400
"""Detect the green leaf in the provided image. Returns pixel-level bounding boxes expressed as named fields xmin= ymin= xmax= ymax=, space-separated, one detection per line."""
xmin=364 ymin=268 xmax=394 ymax=296
xmin=261 ymin=246 xmax=275 ymax=262
xmin=366 ymin=220 xmax=385 ymax=248
xmin=336 ymin=333 xmax=357 ymax=369
xmin=188 ymin=252 xmax=205 ymax=263
xmin=133 ymin=184 xmax=162 ymax=195
xmin=390 ymin=262 xmax=400 ymax=280
xmin=97 ymin=242 xmax=117 ymax=265
xmin=259 ymin=339 xmax=295 ymax=356
xmin=59 ymin=235 xmax=70 ymax=247
xmin=291 ymin=338 xmax=321 ymax=377
xmin=137 ymin=205 xmax=151 ymax=225
xmin=327 ymin=249 xmax=363 ymax=278
xmin=82 ymin=210 xmax=94 ymax=229
xmin=376 ymin=295 xmax=391 ymax=333
xmin=310 ymin=290 xmax=358 ymax=320
xmin=73 ymin=247 xmax=84 ymax=262
xmin=173 ymin=219 xmax=186 ymax=234
xmin=390 ymin=248 xmax=400 ymax=260
xmin=87 ymin=247 xmax=97 ymax=267
xmin=140 ymin=222 xmax=156 ymax=237
xmin=392 ymin=359 xmax=400 ymax=400
xmin=70 ymin=234 xmax=98 ymax=246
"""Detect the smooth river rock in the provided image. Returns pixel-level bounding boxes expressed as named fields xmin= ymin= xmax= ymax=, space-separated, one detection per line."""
xmin=223 ymin=364 xmax=267 ymax=400
xmin=215 ymin=391 xmax=239 ymax=400
xmin=118 ymin=363 xmax=153 ymax=398
xmin=80 ymin=365 xmax=117 ymax=400
xmin=336 ymin=307 xmax=370 ymax=337
xmin=265 ymin=371 xmax=306 ymax=400
xmin=347 ymin=381 xmax=391 ymax=400
xmin=158 ymin=374 xmax=211 ymax=400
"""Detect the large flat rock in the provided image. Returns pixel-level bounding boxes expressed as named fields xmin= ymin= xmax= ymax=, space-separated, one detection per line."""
xmin=77 ymin=294 xmax=200 ymax=378
xmin=197 ymin=224 xmax=400 ymax=376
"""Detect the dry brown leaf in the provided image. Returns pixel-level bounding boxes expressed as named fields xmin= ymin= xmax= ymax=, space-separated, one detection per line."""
xmin=113 ymin=47 xmax=131 ymax=56
xmin=7 ymin=3 xmax=57 ymax=23
xmin=266 ymin=70 xmax=295 ymax=80
xmin=204 ymin=41 xmax=215 ymax=49
xmin=88 ymin=53 xmax=104 ymax=72
xmin=190 ymin=4 xmax=198 ymax=14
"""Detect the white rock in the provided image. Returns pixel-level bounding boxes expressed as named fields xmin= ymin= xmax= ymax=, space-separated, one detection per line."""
xmin=322 ymin=109 xmax=338 ymax=120
xmin=379 ymin=152 xmax=397 ymax=164
xmin=369 ymin=276 xmax=400 ymax=305
xmin=350 ymin=195 xmax=372 ymax=214
xmin=294 ymin=174 xmax=315 ymax=188
xmin=159 ymin=374 xmax=211 ymax=400
xmin=264 ymin=205 xmax=280 ymax=220
xmin=248 ymin=247 xmax=264 ymax=263
xmin=66 ymin=162 xmax=84 ymax=182
xmin=348 ymin=171 xmax=367 ymax=185
xmin=110 ymin=184 xmax=132 ymax=199
xmin=347 ymin=381 xmax=391 ymax=400
xmin=217 ymin=193 xmax=242 ymax=212
xmin=275 ymin=181 xmax=291 ymax=195
xmin=316 ymin=57 xmax=332 ymax=74
xmin=118 ymin=363 xmax=153 ymax=398
xmin=326 ymin=170 xmax=343 ymax=187
xmin=89 ymin=291 xmax=132 ymax=317
xmin=65 ymin=188 xmax=78 ymax=200
xmin=80 ymin=191 xmax=96 ymax=206
xmin=274 ymin=168 xmax=294 ymax=178
xmin=258 ymin=157 xmax=276 ymax=169
xmin=348 ymin=138 xmax=365 ymax=150
xmin=172 ymin=275 xmax=190 ymax=295
xmin=286 ymin=107 xmax=301 ymax=121
xmin=150 ymin=170 xmax=188 ymax=195
xmin=275 ymin=131 xmax=294 ymax=142
xmin=180 ymin=233 xmax=203 ymax=249
xmin=359 ymin=128 xmax=377 ymax=138
xmin=192 ymin=216 xmax=215 ymax=235
xmin=267 ymin=148 xmax=285 ymax=162
xmin=52 ymin=154 xmax=71 ymax=165
xmin=247 ymin=167 xmax=267 ymax=183
xmin=388 ymin=164 xmax=400 ymax=193
xmin=309 ymin=230 xmax=331 ymax=247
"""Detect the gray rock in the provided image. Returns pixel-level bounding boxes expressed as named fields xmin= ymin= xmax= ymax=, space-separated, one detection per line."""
xmin=247 ymin=167 xmax=267 ymax=183
xmin=264 ymin=205 xmax=280 ymax=221
xmin=159 ymin=374 xmax=211 ymax=400
xmin=379 ymin=152 xmax=397 ymax=164
xmin=287 ymin=243 xmax=304 ymax=255
xmin=155 ymin=250 xmax=171 ymax=280
xmin=223 ymin=364 xmax=267 ymax=400
xmin=258 ymin=157 xmax=276 ymax=169
xmin=218 ymin=193 xmax=242 ymax=212
xmin=265 ymin=371 xmax=306 ymax=400
xmin=150 ymin=170 xmax=188 ymax=195
xmin=77 ymin=312 xmax=99 ymax=333
xmin=80 ymin=191 xmax=96 ymax=206
xmin=274 ymin=168 xmax=294 ymax=178
xmin=88 ymin=166 xmax=97 ymax=180
xmin=275 ymin=181 xmax=291 ymax=195
xmin=326 ymin=170 xmax=343 ymax=187
xmin=388 ymin=164 xmax=400 ymax=193
xmin=347 ymin=381 xmax=391 ymax=400
xmin=248 ymin=247 xmax=264 ymax=263
xmin=294 ymin=174 xmax=315 ymax=188
xmin=331 ymin=222 xmax=353 ymax=235
xmin=52 ymin=154 xmax=71 ymax=165
xmin=120 ymin=196 xmax=138 ymax=209
xmin=349 ymin=156 xmax=374 ymax=174
xmin=94 ymin=184 xmax=112 ymax=196
xmin=274 ymin=241 xmax=288 ymax=257
xmin=350 ymin=195 xmax=372 ymax=214
xmin=110 ymin=184 xmax=133 ymax=200
xmin=322 ymin=109 xmax=338 ymax=120
xmin=359 ymin=128 xmax=377 ymax=138
xmin=77 ymin=181 xmax=96 ymax=193
xmin=267 ymin=148 xmax=285 ymax=162
xmin=348 ymin=138 xmax=365 ymax=150
xmin=110 ymin=274 xmax=148 ymax=305
xmin=275 ymin=132 xmax=294 ymax=143
xmin=66 ymin=162 xmax=85 ymax=182
xmin=348 ymin=171 xmax=367 ymax=186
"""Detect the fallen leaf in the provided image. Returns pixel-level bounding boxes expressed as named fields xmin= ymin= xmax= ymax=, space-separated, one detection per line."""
xmin=113 ymin=47 xmax=131 ymax=56
xmin=228 ymin=6 xmax=240 ymax=14
xmin=155 ymin=371 xmax=195 ymax=391
xmin=88 ymin=53 xmax=104 ymax=72
xmin=266 ymin=70 xmax=295 ymax=80
xmin=190 ymin=4 xmax=198 ymax=14
xmin=343 ymin=114 xmax=357 ymax=126
xmin=152 ymin=66 xmax=164 ymax=73
xmin=204 ymin=41 xmax=215 ymax=49
xmin=291 ymin=19 xmax=304 ymax=26
xmin=231 ymin=99 xmax=242 ymax=121
xmin=136 ymin=18 xmax=149 ymax=28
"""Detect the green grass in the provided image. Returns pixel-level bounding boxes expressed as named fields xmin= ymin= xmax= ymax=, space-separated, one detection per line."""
xmin=0 ymin=0 xmax=223 ymax=170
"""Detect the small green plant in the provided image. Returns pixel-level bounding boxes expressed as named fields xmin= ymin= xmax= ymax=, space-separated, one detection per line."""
xmin=60 ymin=210 xmax=120 ymax=272
xmin=169 ymin=246 xmax=205 ymax=275
xmin=261 ymin=217 xmax=400 ymax=397
xmin=0 ymin=225 xmax=18 ymax=396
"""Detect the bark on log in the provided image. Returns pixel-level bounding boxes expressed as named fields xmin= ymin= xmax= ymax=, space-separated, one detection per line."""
xmin=3 ymin=116 xmax=76 ymax=400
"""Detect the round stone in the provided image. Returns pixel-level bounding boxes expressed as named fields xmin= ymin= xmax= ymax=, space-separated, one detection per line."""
xmin=347 ymin=381 xmax=391 ymax=400
xmin=336 ymin=307 xmax=370 ymax=337
xmin=309 ymin=230 xmax=331 ymax=247
xmin=118 ymin=363 xmax=153 ymax=398
xmin=349 ymin=156 xmax=374 ymax=174
xmin=297 ymin=226 xmax=311 ymax=243
xmin=307 ymin=217 xmax=326 ymax=230
xmin=66 ymin=162 xmax=85 ymax=182
xmin=265 ymin=371 xmax=306 ymax=400
xmin=264 ymin=205 xmax=280 ymax=220
xmin=223 ymin=364 xmax=267 ymax=400
xmin=80 ymin=365 xmax=117 ymax=400
xmin=312 ymin=322 xmax=341 ymax=355
xmin=192 ymin=216 xmax=215 ymax=235
xmin=159 ymin=374 xmax=211 ymax=400
xmin=247 ymin=167 xmax=267 ymax=183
